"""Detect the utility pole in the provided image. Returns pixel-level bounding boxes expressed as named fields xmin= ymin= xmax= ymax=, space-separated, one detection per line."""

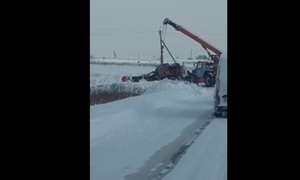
xmin=159 ymin=27 xmax=164 ymax=65
xmin=113 ymin=51 xmax=119 ymax=59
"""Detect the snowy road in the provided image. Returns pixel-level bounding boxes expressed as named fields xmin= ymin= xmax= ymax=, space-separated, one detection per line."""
xmin=90 ymin=86 xmax=219 ymax=180
xmin=90 ymin=64 xmax=227 ymax=180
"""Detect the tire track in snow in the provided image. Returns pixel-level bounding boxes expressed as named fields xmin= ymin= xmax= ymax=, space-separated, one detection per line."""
xmin=124 ymin=110 xmax=214 ymax=180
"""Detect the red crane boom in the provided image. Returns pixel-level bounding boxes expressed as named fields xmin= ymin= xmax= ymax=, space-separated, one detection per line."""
xmin=162 ymin=18 xmax=222 ymax=59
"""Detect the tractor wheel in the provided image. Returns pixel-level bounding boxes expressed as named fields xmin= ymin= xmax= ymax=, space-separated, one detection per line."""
xmin=189 ymin=74 xmax=196 ymax=84
xmin=186 ymin=71 xmax=193 ymax=83
xmin=204 ymin=74 xmax=215 ymax=87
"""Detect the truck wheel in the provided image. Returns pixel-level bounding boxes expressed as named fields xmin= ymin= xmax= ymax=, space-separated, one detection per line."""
xmin=214 ymin=111 xmax=222 ymax=117
xmin=204 ymin=74 xmax=215 ymax=87
xmin=131 ymin=76 xmax=140 ymax=82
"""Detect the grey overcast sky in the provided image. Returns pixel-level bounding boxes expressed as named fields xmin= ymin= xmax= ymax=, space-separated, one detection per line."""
xmin=90 ymin=0 xmax=227 ymax=59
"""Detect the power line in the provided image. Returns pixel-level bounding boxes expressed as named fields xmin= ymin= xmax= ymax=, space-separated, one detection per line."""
xmin=91 ymin=27 xmax=158 ymax=31
xmin=90 ymin=29 xmax=226 ymax=37
xmin=90 ymin=31 xmax=157 ymax=36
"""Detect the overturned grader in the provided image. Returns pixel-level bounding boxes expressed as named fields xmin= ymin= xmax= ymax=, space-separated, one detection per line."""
xmin=121 ymin=63 xmax=190 ymax=83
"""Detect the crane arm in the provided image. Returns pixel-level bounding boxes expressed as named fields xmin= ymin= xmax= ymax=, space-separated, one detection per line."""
xmin=162 ymin=18 xmax=222 ymax=56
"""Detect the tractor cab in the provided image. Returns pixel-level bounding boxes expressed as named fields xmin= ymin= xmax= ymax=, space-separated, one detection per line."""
xmin=191 ymin=59 xmax=216 ymax=87
xmin=192 ymin=60 xmax=214 ymax=75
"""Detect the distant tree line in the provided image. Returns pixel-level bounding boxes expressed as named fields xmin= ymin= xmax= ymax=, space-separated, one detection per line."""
xmin=195 ymin=54 xmax=209 ymax=59
xmin=90 ymin=54 xmax=209 ymax=60
xmin=187 ymin=54 xmax=209 ymax=60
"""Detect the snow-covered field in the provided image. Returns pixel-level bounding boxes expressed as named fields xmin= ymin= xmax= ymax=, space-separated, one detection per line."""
xmin=90 ymin=62 xmax=227 ymax=180
xmin=90 ymin=58 xmax=199 ymax=67
xmin=90 ymin=64 xmax=154 ymax=89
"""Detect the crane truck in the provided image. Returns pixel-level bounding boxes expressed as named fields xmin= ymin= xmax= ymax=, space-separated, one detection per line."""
xmin=162 ymin=18 xmax=223 ymax=87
